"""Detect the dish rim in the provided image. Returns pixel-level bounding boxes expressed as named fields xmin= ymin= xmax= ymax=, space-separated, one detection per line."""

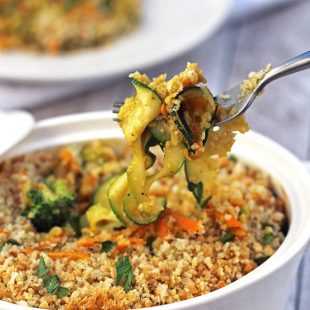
xmin=1 ymin=111 xmax=310 ymax=310
xmin=0 ymin=0 xmax=232 ymax=83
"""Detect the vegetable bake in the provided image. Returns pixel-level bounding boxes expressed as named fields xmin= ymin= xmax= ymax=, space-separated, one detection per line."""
xmin=0 ymin=64 xmax=288 ymax=309
xmin=0 ymin=0 xmax=141 ymax=53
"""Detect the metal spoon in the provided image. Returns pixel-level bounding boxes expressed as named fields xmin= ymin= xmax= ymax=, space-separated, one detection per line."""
xmin=215 ymin=51 xmax=310 ymax=125
xmin=0 ymin=110 xmax=34 ymax=157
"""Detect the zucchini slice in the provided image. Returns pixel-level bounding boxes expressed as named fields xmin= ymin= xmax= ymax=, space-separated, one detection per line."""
xmin=85 ymin=203 xmax=120 ymax=232
xmin=118 ymin=79 xmax=162 ymax=144
xmin=93 ymin=173 xmax=121 ymax=206
xmin=107 ymin=173 xmax=129 ymax=224
xmin=127 ymin=137 xmax=147 ymax=202
xmin=148 ymin=118 xmax=171 ymax=143
xmin=142 ymin=131 xmax=157 ymax=169
xmin=184 ymin=152 xmax=217 ymax=206
xmin=124 ymin=193 xmax=166 ymax=225
xmin=146 ymin=142 xmax=185 ymax=189
xmin=170 ymin=86 xmax=217 ymax=150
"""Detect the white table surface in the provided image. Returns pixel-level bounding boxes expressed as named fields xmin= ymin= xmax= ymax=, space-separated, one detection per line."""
xmin=0 ymin=0 xmax=309 ymax=309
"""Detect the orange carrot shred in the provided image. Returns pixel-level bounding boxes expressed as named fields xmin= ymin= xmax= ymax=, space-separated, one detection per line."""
xmin=129 ymin=238 xmax=144 ymax=245
xmin=23 ymin=249 xmax=89 ymax=260
xmin=131 ymin=225 xmax=153 ymax=238
xmin=160 ymin=104 xmax=168 ymax=117
xmin=155 ymin=214 xmax=169 ymax=238
xmin=208 ymin=210 xmax=222 ymax=220
xmin=76 ymin=237 xmax=102 ymax=248
xmin=231 ymin=227 xmax=246 ymax=237
xmin=169 ymin=210 xmax=200 ymax=233
xmin=115 ymin=244 xmax=128 ymax=252
xmin=44 ymin=251 xmax=89 ymax=260
xmin=225 ymin=218 xmax=241 ymax=228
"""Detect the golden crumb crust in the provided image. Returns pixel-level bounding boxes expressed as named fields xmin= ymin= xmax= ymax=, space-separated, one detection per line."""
xmin=0 ymin=140 xmax=287 ymax=309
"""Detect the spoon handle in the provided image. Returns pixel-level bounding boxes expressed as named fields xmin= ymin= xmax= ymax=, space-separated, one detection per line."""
xmin=259 ymin=51 xmax=310 ymax=88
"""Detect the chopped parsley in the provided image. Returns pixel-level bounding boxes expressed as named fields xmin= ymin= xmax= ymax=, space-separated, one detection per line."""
xmin=116 ymin=256 xmax=134 ymax=292
xmin=44 ymin=275 xmax=61 ymax=294
xmin=37 ymin=256 xmax=49 ymax=278
xmin=228 ymin=154 xmax=238 ymax=163
xmin=221 ymin=232 xmax=235 ymax=243
xmin=254 ymin=256 xmax=270 ymax=266
xmin=98 ymin=0 xmax=112 ymax=13
xmin=6 ymin=239 xmax=20 ymax=245
xmin=56 ymin=286 xmax=69 ymax=298
xmin=0 ymin=238 xmax=21 ymax=251
xmin=101 ymin=241 xmax=117 ymax=253
xmin=146 ymin=236 xmax=156 ymax=255
xmin=188 ymin=181 xmax=203 ymax=204
xmin=263 ymin=233 xmax=274 ymax=245
xmin=201 ymin=196 xmax=212 ymax=208
xmin=64 ymin=0 xmax=80 ymax=11
xmin=38 ymin=256 xmax=69 ymax=297
xmin=68 ymin=211 xmax=82 ymax=237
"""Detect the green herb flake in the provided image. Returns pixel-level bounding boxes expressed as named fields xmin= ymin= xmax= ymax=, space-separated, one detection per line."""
xmin=37 ymin=256 xmax=49 ymax=278
xmin=64 ymin=0 xmax=80 ymax=11
xmin=188 ymin=181 xmax=203 ymax=204
xmin=263 ymin=233 xmax=274 ymax=245
xmin=201 ymin=196 xmax=212 ymax=208
xmin=116 ymin=256 xmax=134 ymax=292
xmin=146 ymin=236 xmax=156 ymax=255
xmin=254 ymin=256 xmax=270 ymax=266
xmin=56 ymin=286 xmax=69 ymax=298
xmin=43 ymin=275 xmax=61 ymax=294
xmin=0 ymin=243 xmax=4 ymax=252
xmin=221 ymin=232 xmax=235 ymax=243
xmin=98 ymin=0 xmax=112 ymax=13
xmin=228 ymin=154 xmax=238 ymax=163
xmin=68 ymin=211 xmax=81 ymax=237
xmin=101 ymin=241 xmax=117 ymax=253
xmin=6 ymin=239 xmax=20 ymax=246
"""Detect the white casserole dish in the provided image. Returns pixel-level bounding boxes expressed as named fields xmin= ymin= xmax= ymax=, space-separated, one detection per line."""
xmin=1 ymin=111 xmax=310 ymax=310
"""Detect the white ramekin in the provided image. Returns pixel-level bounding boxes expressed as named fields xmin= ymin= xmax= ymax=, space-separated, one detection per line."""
xmin=1 ymin=111 xmax=310 ymax=310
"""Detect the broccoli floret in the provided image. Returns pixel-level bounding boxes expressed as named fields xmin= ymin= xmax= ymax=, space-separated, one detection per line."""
xmin=80 ymin=141 xmax=115 ymax=164
xmin=22 ymin=179 xmax=76 ymax=232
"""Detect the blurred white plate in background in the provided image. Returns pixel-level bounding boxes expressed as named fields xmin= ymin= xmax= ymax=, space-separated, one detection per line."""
xmin=0 ymin=111 xmax=34 ymax=156
xmin=0 ymin=0 xmax=231 ymax=83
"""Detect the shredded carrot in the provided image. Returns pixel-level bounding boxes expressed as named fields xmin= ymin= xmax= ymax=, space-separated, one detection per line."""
xmin=115 ymin=244 xmax=128 ymax=252
xmin=45 ymin=251 xmax=89 ymax=260
xmin=76 ymin=237 xmax=102 ymax=248
xmin=36 ymin=243 xmax=59 ymax=250
xmin=23 ymin=248 xmax=35 ymax=255
xmin=59 ymin=148 xmax=81 ymax=173
xmin=230 ymin=198 xmax=245 ymax=206
xmin=80 ymin=173 xmax=98 ymax=197
xmin=23 ymin=248 xmax=89 ymax=260
xmin=0 ymin=227 xmax=10 ymax=235
xmin=19 ymin=262 xmax=29 ymax=270
xmin=244 ymin=262 xmax=256 ymax=273
xmin=129 ymin=238 xmax=144 ymax=245
xmin=208 ymin=210 xmax=222 ymax=220
xmin=154 ymin=213 xmax=169 ymax=238
xmin=46 ymin=40 xmax=60 ymax=54
xmin=160 ymin=104 xmax=168 ymax=117
xmin=131 ymin=225 xmax=153 ymax=238
xmin=231 ymin=227 xmax=246 ymax=237
xmin=169 ymin=210 xmax=200 ymax=233
xmin=225 ymin=218 xmax=241 ymax=228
